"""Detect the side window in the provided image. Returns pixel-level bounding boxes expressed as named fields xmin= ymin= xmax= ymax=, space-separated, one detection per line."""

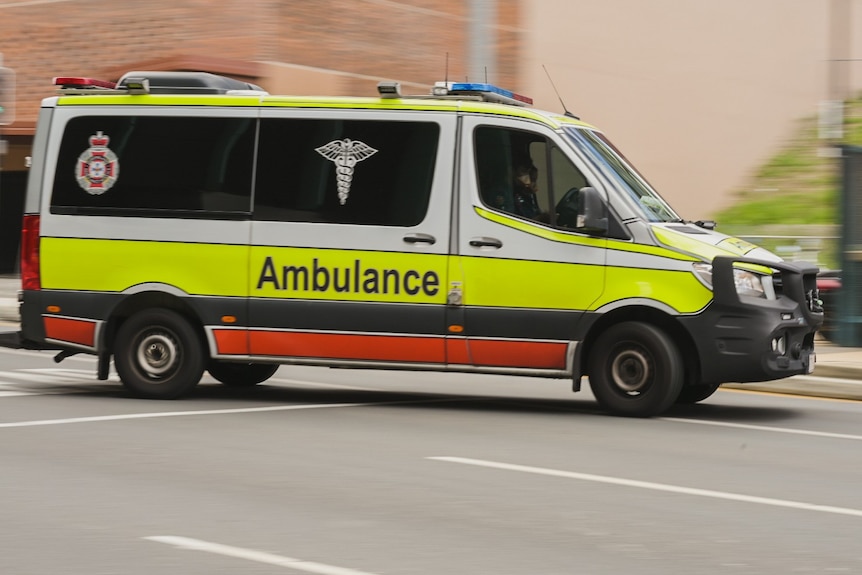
xmin=51 ymin=115 xmax=255 ymax=216
xmin=254 ymin=119 xmax=439 ymax=226
xmin=549 ymin=145 xmax=590 ymax=230
xmin=474 ymin=125 xmax=590 ymax=230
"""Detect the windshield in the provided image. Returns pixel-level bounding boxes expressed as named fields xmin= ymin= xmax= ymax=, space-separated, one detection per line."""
xmin=563 ymin=126 xmax=682 ymax=223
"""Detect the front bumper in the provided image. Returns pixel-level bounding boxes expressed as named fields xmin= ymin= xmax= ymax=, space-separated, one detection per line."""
xmin=680 ymin=256 xmax=822 ymax=385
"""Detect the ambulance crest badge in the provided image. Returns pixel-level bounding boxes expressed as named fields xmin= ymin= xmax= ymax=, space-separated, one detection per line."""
xmin=76 ymin=131 xmax=119 ymax=195
xmin=315 ymin=138 xmax=378 ymax=205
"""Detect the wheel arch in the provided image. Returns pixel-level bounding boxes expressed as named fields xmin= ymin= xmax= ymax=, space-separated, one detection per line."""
xmin=100 ymin=289 xmax=206 ymax=355
xmin=578 ymin=304 xmax=701 ymax=385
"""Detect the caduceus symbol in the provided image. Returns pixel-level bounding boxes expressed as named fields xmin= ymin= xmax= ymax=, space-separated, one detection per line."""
xmin=315 ymin=138 xmax=379 ymax=205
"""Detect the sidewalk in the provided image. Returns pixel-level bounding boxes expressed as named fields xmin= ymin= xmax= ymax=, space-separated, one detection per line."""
xmin=0 ymin=274 xmax=860 ymax=399
xmin=0 ymin=274 xmax=18 ymax=326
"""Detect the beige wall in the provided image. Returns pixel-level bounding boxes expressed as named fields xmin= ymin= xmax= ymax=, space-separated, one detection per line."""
xmin=522 ymin=0 xmax=862 ymax=219
xmin=257 ymin=61 xmax=432 ymax=98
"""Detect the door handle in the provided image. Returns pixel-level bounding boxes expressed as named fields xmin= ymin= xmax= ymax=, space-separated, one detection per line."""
xmin=469 ymin=237 xmax=503 ymax=249
xmin=403 ymin=233 xmax=436 ymax=245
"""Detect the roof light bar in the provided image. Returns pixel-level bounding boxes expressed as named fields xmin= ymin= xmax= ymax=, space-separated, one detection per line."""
xmin=438 ymin=82 xmax=533 ymax=106
xmin=53 ymin=77 xmax=117 ymax=90
xmin=53 ymin=72 xmax=269 ymax=96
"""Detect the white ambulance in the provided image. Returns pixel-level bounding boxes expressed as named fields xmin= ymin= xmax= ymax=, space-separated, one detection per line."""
xmin=0 ymin=71 xmax=823 ymax=417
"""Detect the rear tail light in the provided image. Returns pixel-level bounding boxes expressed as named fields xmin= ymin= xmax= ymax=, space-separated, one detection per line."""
xmin=20 ymin=214 xmax=41 ymax=291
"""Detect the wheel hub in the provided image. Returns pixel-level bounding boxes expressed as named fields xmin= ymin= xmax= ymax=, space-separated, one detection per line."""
xmin=611 ymin=349 xmax=651 ymax=393
xmin=137 ymin=332 xmax=179 ymax=378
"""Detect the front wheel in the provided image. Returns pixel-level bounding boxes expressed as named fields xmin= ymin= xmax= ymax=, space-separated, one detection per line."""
xmin=588 ymin=322 xmax=683 ymax=417
xmin=676 ymin=382 xmax=721 ymax=404
xmin=208 ymin=361 xmax=278 ymax=387
xmin=114 ymin=308 xmax=205 ymax=399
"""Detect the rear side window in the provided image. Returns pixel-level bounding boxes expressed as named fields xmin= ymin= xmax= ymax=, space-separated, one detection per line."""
xmin=51 ymin=115 xmax=256 ymax=217
xmin=254 ymin=118 xmax=439 ymax=226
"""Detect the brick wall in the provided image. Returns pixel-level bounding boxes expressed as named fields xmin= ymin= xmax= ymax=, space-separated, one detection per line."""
xmin=0 ymin=0 xmax=521 ymax=132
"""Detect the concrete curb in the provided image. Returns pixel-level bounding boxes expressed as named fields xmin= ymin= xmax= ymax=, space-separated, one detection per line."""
xmin=723 ymin=370 xmax=862 ymax=401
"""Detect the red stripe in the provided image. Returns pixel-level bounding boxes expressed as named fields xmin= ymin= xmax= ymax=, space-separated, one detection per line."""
xmin=216 ymin=329 xmax=566 ymax=370
xmin=248 ymin=331 xmax=446 ymax=363
xmin=445 ymin=338 xmax=471 ymax=365
xmin=44 ymin=316 xmax=96 ymax=347
xmin=213 ymin=329 xmax=249 ymax=355
xmin=468 ymin=339 xmax=567 ymax=369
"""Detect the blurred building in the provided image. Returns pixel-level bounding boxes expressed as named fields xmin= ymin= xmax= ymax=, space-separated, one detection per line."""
xmin=1 ymin=0 xmax=861 ymax=272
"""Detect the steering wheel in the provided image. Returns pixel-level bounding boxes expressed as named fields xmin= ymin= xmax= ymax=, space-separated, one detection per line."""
xmin=555 ymin=187 xmax=580 ymax=229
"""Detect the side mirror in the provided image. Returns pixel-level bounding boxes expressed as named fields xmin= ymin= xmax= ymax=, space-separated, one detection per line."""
xmin=577 ymin=186 xmax=608 ymax=235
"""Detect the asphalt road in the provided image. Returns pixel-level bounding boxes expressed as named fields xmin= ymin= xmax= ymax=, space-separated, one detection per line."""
xmin=1 ymin=347 xmax=861 ymax=574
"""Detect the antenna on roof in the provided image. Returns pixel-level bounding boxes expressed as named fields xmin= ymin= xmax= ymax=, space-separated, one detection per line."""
xmin=445 ymin=53 xmax=449 ymax=85
xmin=484 ymin=67 xmax=488 ymax=83
xmin=543 ymin=65 xmax=579 ymax=120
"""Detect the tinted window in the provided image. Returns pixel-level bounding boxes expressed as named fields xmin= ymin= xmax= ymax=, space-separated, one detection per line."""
xmin=474 ymin=126 xmax=591 ymax=231
xmin=254 ymin=119 xmax=439 ymax=226
xmin=475 ymin=126 xmax=542 ymax=216
xmin=51 ymin=115 xmax=256 ymax=217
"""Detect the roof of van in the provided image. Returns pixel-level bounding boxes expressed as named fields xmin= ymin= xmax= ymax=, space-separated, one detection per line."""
xmin=47 ymin=72 xmax=596 ymax=130
xmin=50 ymin=92 xmax=594 ymax=130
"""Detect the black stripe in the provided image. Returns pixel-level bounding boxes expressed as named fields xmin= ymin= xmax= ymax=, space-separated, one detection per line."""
xmin=32 ymin=289 xmax=592 ymax=343
xmin=250 ymin=299 xmax=446 ymax=335
xmin=464 ymin=306 xmax=581 ymax=340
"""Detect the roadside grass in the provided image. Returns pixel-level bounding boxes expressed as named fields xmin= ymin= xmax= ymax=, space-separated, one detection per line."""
xmin=712 ymin=96 xmax=862 ymax=269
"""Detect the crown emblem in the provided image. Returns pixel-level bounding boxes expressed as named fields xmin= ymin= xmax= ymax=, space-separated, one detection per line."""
xmin=89 ymin=131 xmax=110 ymax=147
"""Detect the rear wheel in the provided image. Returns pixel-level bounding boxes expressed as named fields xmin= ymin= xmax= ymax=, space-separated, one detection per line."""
xmin=208 ymin=361 xmax=278 ymax=387
xmin=114 ymin=309 xmax=205 ymax=399
xmin=588 ymin=322 xmax=683 ymax=417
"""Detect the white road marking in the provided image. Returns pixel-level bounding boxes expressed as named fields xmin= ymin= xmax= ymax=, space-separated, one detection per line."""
xmin=20 ymin=367 xmax=110 ymax=378
xmin=0 ymin=348 xmax=68 ymax=359
xmin=269 ymin=377 xmax=378 ymax=391
xmin=0 ymin=368 xmax=113 ymax=397
xmin=145 ymin=535 xmax=381 ymax=575
xmin=430 ymin=456 xmax=862 ymax=518
xmin=0 ymin=391 xmax=34 ymax=397
xmin=0 ymin=367 xmax=374 ymax=399
xmin=0 ymin=370 xmax=77 ymax=383
xmin=0 ymin=402 xmax=377 ymax=428
xmin=0 ymin=395 xmax=464 ymax=428
xmin=660 ymin=417 xmax=862 ymax=441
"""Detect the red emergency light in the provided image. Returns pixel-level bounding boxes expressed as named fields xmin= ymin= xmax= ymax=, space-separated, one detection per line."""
xmin=53 ymin=77 xmax=117 ymax=90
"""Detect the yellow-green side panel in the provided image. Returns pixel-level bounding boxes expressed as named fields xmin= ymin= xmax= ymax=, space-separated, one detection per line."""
xmin=592 ymin=267 xmax=712 ymax=313
xmin=41 ymin=238 xmax=249 ymax=296
xmin=459 ymin=256 xmax=605 ymax=310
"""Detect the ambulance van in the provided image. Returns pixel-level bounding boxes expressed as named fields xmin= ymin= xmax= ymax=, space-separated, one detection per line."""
xmin=0 ymin=71 xmax=824 ymax=417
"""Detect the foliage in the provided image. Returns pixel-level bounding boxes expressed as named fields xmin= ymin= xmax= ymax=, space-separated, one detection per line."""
xmin=714 ymin=96 xmax=861 ymax=225
xmin=711 ymin=96 xmax=862 ymax=269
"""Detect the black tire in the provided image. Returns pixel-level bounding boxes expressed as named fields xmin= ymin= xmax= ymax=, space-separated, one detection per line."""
xmin=588 ymin=322 xmax=683 ymax=417
xmin=675 ymin=382 xmax=721 ymax=404
xmin=207 ymin=361 xmax=278 ymax=387
xmin=114 ymin=308 xmax=205 ymax=399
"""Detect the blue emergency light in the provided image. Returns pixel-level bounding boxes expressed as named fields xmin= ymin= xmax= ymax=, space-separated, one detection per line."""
xmin=435 ymin=82 xmax=533 ymax=106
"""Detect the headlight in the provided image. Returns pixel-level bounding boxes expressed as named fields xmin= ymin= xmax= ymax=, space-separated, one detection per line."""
xmin=733 ymin=269 xmax=765 ymax=297
xmin=691 ymin=263 xmax=773 ymax=299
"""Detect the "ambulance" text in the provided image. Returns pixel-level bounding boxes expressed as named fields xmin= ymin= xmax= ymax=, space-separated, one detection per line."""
xmin=256 ymin=256 xmax=440 ymax=297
